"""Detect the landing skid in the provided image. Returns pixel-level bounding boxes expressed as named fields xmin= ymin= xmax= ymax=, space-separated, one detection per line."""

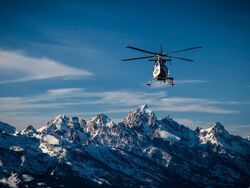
xmin=146 ymin=77 xmax=174 ymax=87
xmin=167 ymin=77 xmax=175 ymax=86
xmin=146 ymin=78 xmax=155 ymax=87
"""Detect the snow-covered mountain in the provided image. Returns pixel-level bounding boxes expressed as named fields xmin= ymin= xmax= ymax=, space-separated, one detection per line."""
xmin=0 ymin=121 xmax=16 ymax=134
xmin=245 ymin=135 xmax=250 ymax=141
xmin=0 ymin=105 xmax=249 ymax=187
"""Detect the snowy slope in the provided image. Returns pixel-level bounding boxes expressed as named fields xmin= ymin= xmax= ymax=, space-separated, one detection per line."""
xmin=19 ymin=125 xmax=38 ymax=136
xmin=198 ymin=122 xmax=250 ymax=155
xmin=0 ymin=105 xmax=249 ymax=187
xmin=245 ymin=135 xmax=250 ymax=141
xmin=0 ymin=121 xmax=16 ymax=134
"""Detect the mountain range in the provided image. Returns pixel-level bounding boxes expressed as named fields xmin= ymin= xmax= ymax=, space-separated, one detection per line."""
xmin=0 ymin=105 xmax=249 ymax=187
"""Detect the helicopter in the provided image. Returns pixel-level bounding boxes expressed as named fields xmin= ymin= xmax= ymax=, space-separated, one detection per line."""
xmin=122 ymin=45 xmax=202 ymax=86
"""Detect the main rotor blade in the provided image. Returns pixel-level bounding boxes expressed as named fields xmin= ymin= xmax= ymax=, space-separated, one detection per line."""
xmin=165 ymin=46 xmax=202 ymax=55
xmin=169 ymin=56 xmax=194 ymax=62
xmin=126 ymin=46 xmax=157 ymax=55
xmin=122 ymin=55 xmax=155 ymax=61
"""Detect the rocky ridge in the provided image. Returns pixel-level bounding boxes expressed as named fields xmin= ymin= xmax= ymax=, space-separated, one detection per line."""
xmin=0 ymin=105 xmax=249 ymax=187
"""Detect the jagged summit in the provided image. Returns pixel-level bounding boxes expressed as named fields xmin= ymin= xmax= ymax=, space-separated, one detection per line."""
xmin=19 ymin=125 xmax=37 ymax=136
xmin=56 ymin=114 xmax=66 ymax=119
xmin=213 ymin=122 xmax=224 ymax=128
xmin=211 ymin=122 xmax=227 ymax=134
xmin=199 ymin=122 xmax=228 ymax=140
xmin=139 ymin=104 xmax=149 ymax=111
xmin=51 ymin=114 xmax=68 ymax=124
xmin=90 ymin=113 xmax=115 ymax=127
xmin=197 ymin=122 xmax=249 ymax=155
xmin=37 ymin=114 xmax=87 ymax=143
xmin=124 ymin=104 xmax=157 ymax=127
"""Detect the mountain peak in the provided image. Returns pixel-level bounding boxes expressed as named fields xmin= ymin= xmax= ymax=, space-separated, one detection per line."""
xmin=37 ymin=115 xmax=88 ymax=143
xmin=210 ymin=122 xmax=228 ymax=135
xmin=19 ymin=125 xmax=37 ymax=136
xmin=199 ymin=122 xmax=228 ymax=136
xmin=139 ymin=104 xmax=149 ymax=110
xmin=124 ymin=104 xmax=157 ymax=127
xmin=198 ymin=122 xmax=230 ymax=146
xmin=90 ymin=113 xmax=114 ymax=127
xmin=56 ymin=114 xmax=66 ymax=119
xmin=212 ymin=122 xmax=224 ymax=129
xmin=53 ymin=114 xmax=67 ymax=123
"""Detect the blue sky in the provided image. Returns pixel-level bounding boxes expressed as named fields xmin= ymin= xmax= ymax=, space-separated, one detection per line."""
xmin=0 ymin=0 xmax=250 ymax=136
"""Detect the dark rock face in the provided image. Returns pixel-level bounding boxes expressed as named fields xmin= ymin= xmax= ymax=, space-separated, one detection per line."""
xmin=0 ymin=105 xmax=249 ymax=187
xmin=0 ymin=121 xmax=16 ymax=134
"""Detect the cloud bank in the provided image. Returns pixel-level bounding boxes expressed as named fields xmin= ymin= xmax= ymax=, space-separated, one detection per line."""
xmin=0 ymin=50 xmax=93 ymax=84
xmin=0 ymin=88 xmax=239 ymax=115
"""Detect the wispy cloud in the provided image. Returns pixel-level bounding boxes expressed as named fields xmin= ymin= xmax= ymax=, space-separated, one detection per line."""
xmin=174 ymin=118 xmax=211 ymax=130
xmin=1 ymin=88 xmax=248 ymax=130
xmin=175 ymin=79 xmax=208 ymax=84
xmin=226 ymin=124 xmax=250 ymax=137
xmin=0 ymin=88 xmax=241 ymax=115
xmin=157 ymin=97 xmax=238 ymax=114
xmin=0 ymin=50 xmax=93 ymax=84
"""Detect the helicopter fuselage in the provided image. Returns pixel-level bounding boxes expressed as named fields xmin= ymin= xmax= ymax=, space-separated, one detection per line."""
xmin=153 ymin=58 xmax=168 ymax=81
